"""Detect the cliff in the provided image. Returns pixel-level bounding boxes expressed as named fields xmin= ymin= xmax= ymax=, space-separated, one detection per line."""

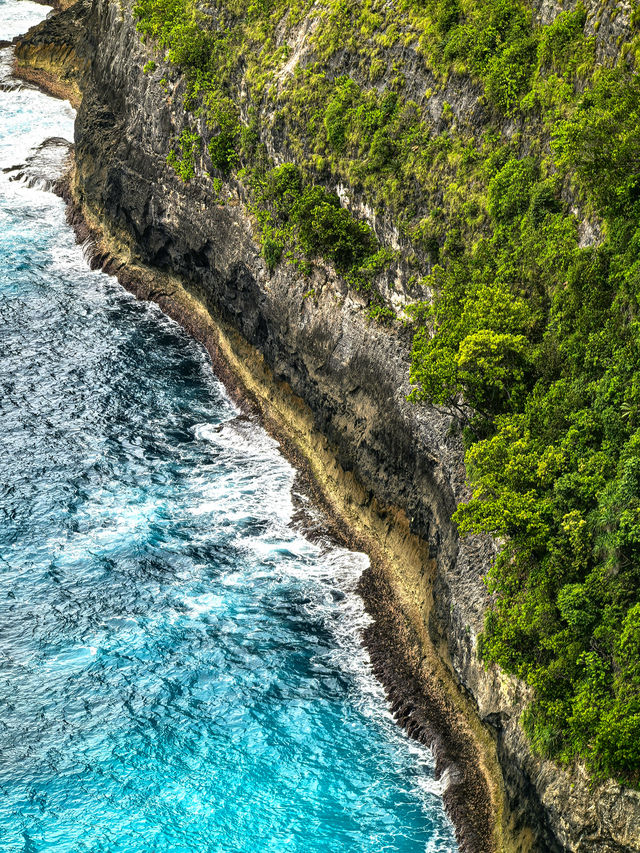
xmin=14 ymin=1 xmax=640 ymax=851
xmin=11 ymin=0 xmax=85 ymax=104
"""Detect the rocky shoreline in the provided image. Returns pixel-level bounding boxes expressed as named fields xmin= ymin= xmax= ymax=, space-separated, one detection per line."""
xmin=13 ymin=0 xmax=640 ymax=850
xmin=53 ymin=166 xmax=499 ymax=853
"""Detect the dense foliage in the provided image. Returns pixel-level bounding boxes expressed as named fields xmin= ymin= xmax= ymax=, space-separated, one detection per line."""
xmin=132 ymin=0 xmax=640 ymax=784
xmin=409 ymin=9 xmax=640 ymax=786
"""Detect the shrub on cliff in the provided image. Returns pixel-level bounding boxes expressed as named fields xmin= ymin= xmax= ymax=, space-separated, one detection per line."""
xmin=167 ymin=128 xmax=200 ymax=181
xmin=253 ymin=165 xmax=381 ymax=281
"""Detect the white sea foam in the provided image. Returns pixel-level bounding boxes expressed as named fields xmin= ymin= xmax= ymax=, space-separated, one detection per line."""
xmin=0 ymin=0 xmax=51 ymax=41
xmin=0 ymin=2 xmax=459 ymax=843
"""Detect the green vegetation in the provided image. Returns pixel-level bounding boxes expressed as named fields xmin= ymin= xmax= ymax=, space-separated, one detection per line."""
xmin=236 ymin=160 xmax=388 ymax=280
xmin=167 ymin=128 xmax=201 ymax=181
xmin=132 ymin=0 xmax=640 ymax=784
xmin=409 ymin=13 xmax=640 ymax=786
xmin=249 ymin=163 xmax=385 ymax=281
xmin=368 ymin=303 xmax=396 ymax=324
xmin=206 ymin=92 xmax=240 ymax=174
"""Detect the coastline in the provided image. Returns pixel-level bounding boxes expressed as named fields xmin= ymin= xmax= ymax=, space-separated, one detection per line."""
xmin=53 ymin=165 xmax=505 ymax=853
xmin=0 ymin=33 xmax=475 ymax=852
xmin=14 ymin=0 xmax=640 ymax=848
xmin=21 ymin=0 xmax=640 ymax=845
xmin=12 ymin=0 xmax=82 ymax=106
xmin=10 ymin=4 xmax=548 ymax=845
xmin=12 ymin=2 xmax=582 ymax=844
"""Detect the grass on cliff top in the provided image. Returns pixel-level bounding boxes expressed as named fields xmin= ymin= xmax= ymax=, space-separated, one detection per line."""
xmin=133 ymin=0 xmax=640 ymax=786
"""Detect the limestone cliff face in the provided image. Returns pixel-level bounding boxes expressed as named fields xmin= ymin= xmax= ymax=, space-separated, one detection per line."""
xmin=15 ymin=1 xmax=640 ymax=851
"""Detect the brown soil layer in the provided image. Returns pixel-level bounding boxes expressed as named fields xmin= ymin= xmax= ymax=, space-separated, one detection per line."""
xmin=11 ymin=61 xmax=76 ymax=103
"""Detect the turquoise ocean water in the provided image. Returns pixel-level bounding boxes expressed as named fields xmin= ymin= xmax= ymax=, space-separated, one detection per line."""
xmin=0 ymin=4 xmax=458 ymax=850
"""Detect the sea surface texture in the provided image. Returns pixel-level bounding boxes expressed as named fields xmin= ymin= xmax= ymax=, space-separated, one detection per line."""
xmin=0 ymin=3 xmax=458 ymax=851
